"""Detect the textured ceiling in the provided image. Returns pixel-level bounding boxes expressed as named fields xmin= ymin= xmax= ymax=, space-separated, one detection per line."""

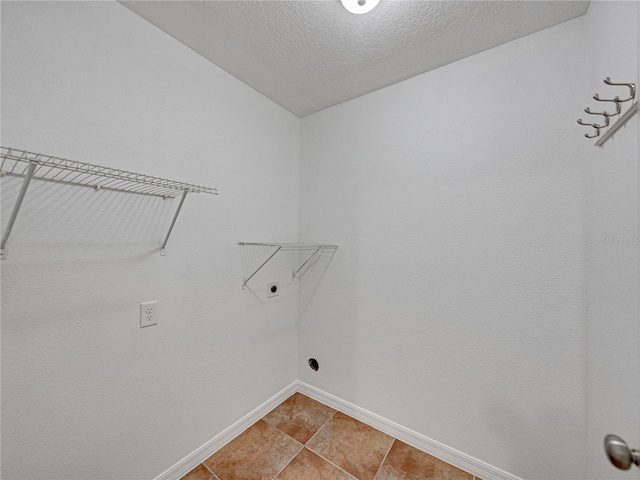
xmin=121 ymin=1 xmax=589 ymax=117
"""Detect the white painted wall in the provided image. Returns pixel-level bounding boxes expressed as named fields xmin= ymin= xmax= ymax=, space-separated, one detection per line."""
xmin=585 ymin=2 xmax=639 ymax=479
xmin=299 ymin=17 xmax=589 ymax=480
xmin=5 ymin=3 xmax=637 ymax=480
xmin=0 ymin=2 xmax=300 ymax=479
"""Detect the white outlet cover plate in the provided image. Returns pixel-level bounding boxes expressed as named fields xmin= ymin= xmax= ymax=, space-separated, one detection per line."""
xmin=140 ymin=301 xmax=158 ymax=328
xmin=267 ymin=281 xmax=279 ymax=298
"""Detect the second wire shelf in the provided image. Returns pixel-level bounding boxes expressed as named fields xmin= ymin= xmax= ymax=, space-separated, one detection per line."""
xmin=238 ymin=242 xmax=338 ymax=289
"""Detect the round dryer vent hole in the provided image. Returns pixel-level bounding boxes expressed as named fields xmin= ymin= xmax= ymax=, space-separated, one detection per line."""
xmin=308 ymin=358 xmax=319 ymax=371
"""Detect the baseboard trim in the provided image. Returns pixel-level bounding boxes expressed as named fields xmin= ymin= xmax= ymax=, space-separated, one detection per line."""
xmin=153 ymin=381 xmax=298 ymax=480
xmin=297 ymin=382 xmax=522 ymax=480
xmin=154 ymin=380 xmax=521 ymax=480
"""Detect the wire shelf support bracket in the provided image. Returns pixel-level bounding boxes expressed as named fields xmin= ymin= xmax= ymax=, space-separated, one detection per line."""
xmin=0 ymin=161 xmax=36 ymax=259
xmin=0 ymin=146 xmax=218 ymax=259
xmin=160 ymin=189 xmax=189 ymax=256
xmin=238 ymin=242 xmax=338 ymax=289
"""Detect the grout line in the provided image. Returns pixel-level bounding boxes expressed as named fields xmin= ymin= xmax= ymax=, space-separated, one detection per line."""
xmin=303 ymin=412 xmax=363 ymax=479
xmin=155 ymin=382 xmax=300 ymax=480
xmin=298 ymin=383 xmax=504 ymax=480
xmin=261 ymin=416 xmax=290 ymax=438
xmin=270 ymin=443 xmax=304 ymax=480
xmin=261 ymin=394 xmax=461 ymax=480
xmin=304 ymin=447 xmax=359 ymax=479
xmin=200 ymin=462 xmax=219 ymax=480
xmin=371 ymin=438 xmax=396 ymax=480
xmin=259 ymin=394 xmax=471 ymax=480
xmin=261 ymin=395 xmax=336 ymax=479
xmin=301 ymin=402 xmax=395 ymax=480
xmin=262 ymin=398 xmax=357 ymax=479
xmin=300 ymin=404 xmax=394 ymax=480
xmin=303 ymin=410 xmax=337 ymax=446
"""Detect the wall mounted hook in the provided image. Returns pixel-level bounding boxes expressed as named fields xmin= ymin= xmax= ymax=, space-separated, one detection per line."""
xmin=584 ymin=108 xmax=611 ymax=127
xmin=577 ymin=118 xmax=601 ymax=138
xmin=592 ymin=94 xmax=622 ymax=115
xmin=603 ymin=78 xmax=636 ymax=102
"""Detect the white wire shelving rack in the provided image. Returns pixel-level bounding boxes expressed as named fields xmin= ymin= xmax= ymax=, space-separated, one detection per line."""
xmin=238 ymin=242 xmax=338 ymax=289
xmin=0 ymin=146 xmax=218 ymax=259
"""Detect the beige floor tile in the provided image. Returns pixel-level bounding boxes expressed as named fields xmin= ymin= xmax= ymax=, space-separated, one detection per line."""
xmin=275 ymin=447 xmax=356 ymax=480
xmin=180 ymin=464 xmax=218 ymax=480
xmin=307 ymin=411 xmax=394 ymax=480
xmin=187 ymin=397 xmax=475 ymax=480
xmin=262 ymin=393 xmax=336 ymax=444
xmin=374 ymin=440 xmax=472 ymax=480
xmin=204 ymin=420 xmax=302 ymax=480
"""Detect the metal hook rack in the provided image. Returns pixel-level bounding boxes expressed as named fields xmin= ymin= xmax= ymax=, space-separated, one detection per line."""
xmin=238 ymin=242 xmax=338 ymax=289
xmin=578 ymin=78 xmax=638 ymax=146
xmin=0 ymin=146 xmax=218 ymax=259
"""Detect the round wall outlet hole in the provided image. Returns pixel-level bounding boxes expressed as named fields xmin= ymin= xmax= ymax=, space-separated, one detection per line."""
xmin=308 ymin=358 xmax=319 ymax=371
xmin=270 ymin=285 xmax=277 ymax=293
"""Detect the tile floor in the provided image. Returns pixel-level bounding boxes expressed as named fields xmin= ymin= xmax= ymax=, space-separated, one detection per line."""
xmin=181 ymin=393 xmax=480 ymax=480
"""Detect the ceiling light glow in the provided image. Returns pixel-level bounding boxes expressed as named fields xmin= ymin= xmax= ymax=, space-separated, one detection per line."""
xmin=340 ymin=0 xmax=380 ymax=15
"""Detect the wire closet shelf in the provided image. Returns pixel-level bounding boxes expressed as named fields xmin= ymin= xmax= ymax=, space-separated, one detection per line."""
xmin=0 ymin=146 xmax=218 ymax=259
xmin=0 ymin=147 xmax=217 ymax=198
xmin=238 ymin=242 xmax=338 ymax=289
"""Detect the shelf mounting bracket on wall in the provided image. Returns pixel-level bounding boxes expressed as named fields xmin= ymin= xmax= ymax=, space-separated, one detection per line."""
xmin=0 ymin=160 xmax=36 ymax=259
xmin=292 ymin=246 xmax=322 ymax=279
xmin=0 ymin=146 xmax=218 ymax=259
xmin=160 ymin=189 xmax=188 ymax=256
xmin=238 ymin=242 xmax=337 ymax=289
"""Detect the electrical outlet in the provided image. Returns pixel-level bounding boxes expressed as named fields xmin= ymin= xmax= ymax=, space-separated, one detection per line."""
xmin=140 ymin=301 xmax=158 ymax=328
xmin=267 ymin=281 xmax=279 ymax=298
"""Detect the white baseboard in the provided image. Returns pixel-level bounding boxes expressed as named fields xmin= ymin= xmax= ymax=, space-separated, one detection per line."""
xmin=297 ymin=382 xmax=522 ymax=480
xmin=153 ymin=381 xmax=298 ymax=480
xmin=154 ymin=380 xmax=520 ymax=480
